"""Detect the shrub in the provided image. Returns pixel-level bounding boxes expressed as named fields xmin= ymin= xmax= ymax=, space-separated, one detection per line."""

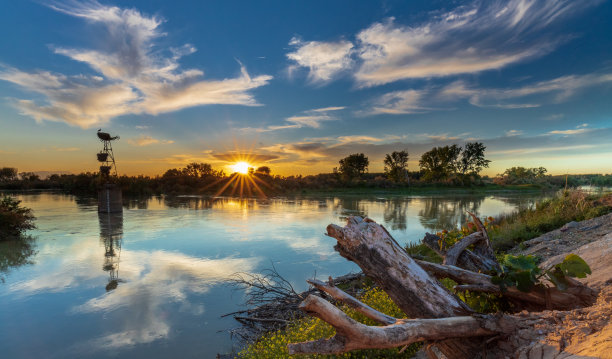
xmin=0 ymin=196 xmax=35 ymax=239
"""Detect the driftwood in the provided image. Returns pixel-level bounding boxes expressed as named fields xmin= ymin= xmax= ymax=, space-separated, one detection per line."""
xmin=288 ymin=216 xmax=598 ymax=358
xmin=422 ymin=212 xmax=499 ymax=272
xmin=226 ymin=267 xmax=364 ymax=343
xmin=416 ymin=260 xmax=597 ymax=310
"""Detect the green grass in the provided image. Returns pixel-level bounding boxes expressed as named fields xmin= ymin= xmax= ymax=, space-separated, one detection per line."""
xmin=490 ymin=189 xmax=612 ymax=251
xmin=237 ymin=286 xmax=421 ymax=358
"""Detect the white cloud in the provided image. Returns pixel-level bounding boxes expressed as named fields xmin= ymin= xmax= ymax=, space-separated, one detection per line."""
xmin=0 ymin=1 xmax=271 ymax=128
xmin=128 ymin=135 xmax=174 ymax=146
xmin=548 ymin=126 xmax=593 ymax=136
xmin=287 ymin=37 xmax=354 ymax=83
xmin=244 ymin=106 xmax=344 ymax=132
xmin=439 ymin=73 xmax=612 ymax=109
xmin=368 ymin=89 xmax=427 ymax=114
xmin=285 ymin=0 xmax=597 ymax=87
xmin=354 ymin=0 xmax=595 ymax=86
xmin=505 ymin=130 xmax=523 ymax=137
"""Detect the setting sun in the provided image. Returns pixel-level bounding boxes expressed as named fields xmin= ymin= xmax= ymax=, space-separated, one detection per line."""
xmin=230 ymin=162 xmax=251 ymax=174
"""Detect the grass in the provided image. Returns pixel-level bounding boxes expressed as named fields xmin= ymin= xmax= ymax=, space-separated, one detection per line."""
xmin=406 ymin=188 xmax=612 ymax=257
xmin=489 ymin=189 xmax=612 ymax=251
xmin=237 ymin=286 xmax=421 ymax=358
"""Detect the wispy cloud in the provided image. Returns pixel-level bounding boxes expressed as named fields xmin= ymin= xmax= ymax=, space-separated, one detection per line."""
xmin=128 ymin=135 xmax=174 ymax=146
xmin=367 ymin=89 xmax=428 ymax=115
xmin=287 ymin=0 xmax=597 ymax=87
xmin=0 ymin=1 xmax=271 ymax=128
xmin=505 ymin=130 xmax=524 ymax=137
xmin=287 ymin=37 xmax=353 ymax=83
xmin=548 ymin=123 xmax=593 ymax=136
xmin=376 ymin=72 xmax=612 ymax=115
xmin=243 ymin=106 xmax=344 ymax=132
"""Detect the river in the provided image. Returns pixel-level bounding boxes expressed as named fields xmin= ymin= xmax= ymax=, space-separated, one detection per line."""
xmin=0 ymin=191 xmax=547 ymax=358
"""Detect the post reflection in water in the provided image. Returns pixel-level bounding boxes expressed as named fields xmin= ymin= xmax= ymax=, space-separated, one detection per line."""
xmin=99 ymin=212 xmax=124 ymax=291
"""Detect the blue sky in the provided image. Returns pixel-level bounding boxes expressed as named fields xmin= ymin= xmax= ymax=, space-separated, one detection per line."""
xmin=0 ymin=0 xmax=611 ymax=176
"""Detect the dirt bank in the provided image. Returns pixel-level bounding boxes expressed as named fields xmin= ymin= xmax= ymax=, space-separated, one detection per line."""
xmin=508 ymin=212 xmax=612 ymax=358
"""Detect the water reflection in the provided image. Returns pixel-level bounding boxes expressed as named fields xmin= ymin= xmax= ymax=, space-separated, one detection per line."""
xmin=99 ymin=213 xmax=124 ymax=291
xmin=418 ymin=196 xmax=485 ymax=231
xmin=383 ymin=198 xmax=411 ymax=230
xmin=0 ymin=236 xmax=36 ymax=283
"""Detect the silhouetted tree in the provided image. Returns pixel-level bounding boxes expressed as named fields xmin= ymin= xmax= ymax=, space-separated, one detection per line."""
xmin=19 ymin=172 xmax=40 ymax=182
xmin=419 ymin=145 xmax=461 ymax=181
xmin=182 ymin=162 xmax=214 ymax=178
xmin=339 ymin=153 xmax=369 ymax=180
xmin=459 ymin=142 xmax=490 ymax=176
xmin=384 ymin=150 xmax=409 ymax=183
xmin=0 ymin=167 xmax=17 ymax=182
xmin=255 ymin=166 xmax=271 ymax=175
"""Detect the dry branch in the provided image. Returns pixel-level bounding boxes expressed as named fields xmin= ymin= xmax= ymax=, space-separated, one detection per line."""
xmin=288 ymin=294 xmax=515 ymax=355
xmin=307 ymin=278 xmax=396 ymax=325
xmin=416 ymin=260 xmax=597 ymax=310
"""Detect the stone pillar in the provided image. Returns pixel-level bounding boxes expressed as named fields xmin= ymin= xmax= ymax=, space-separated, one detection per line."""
xmin=98 ymin=183 xmax=122 ymax=213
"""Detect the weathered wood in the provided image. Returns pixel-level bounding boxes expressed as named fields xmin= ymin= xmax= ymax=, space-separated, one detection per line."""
xmin=443 ymin=231 xmax=484 ymax=266
xmin=308 ymin=278 xmax=396 ymax=325
xmin=423 ymin=231 xmax=499 ymax=272
xmin=287 ymin=294 xmax=515 ymax=355
xmin=416 ymin=260 xmax=597 ymax=310
xmin=326 ymin=216 xmax=472 ymax=318
xmin=324 ymin=216 xmax=485 ymax=358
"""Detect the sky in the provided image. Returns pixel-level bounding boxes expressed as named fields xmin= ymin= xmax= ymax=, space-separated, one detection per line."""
xmin=0 ymin=0 xmax=611 ymax=177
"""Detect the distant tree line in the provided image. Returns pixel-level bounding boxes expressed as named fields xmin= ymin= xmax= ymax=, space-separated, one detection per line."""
xmin=2 ymin=141 xmax=611 ymax=196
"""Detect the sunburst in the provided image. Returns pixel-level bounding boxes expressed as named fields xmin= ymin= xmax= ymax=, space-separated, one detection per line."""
xmin=200 ymin=152 xmax=272 ymax=198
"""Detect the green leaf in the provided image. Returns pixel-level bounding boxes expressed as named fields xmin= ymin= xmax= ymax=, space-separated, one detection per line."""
xmin=503 ymin=254 xmax=537 ymax=271
xmin=513 ymin=271 xmax=535 ymax=292
xmin=558 ymin=254 xmax=591 ymax=278
xmin=547 ymin=268 xmax=568 ymax=291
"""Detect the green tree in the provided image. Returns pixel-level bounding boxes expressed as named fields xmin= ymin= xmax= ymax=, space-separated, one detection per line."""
xmin=384 ymin=150 xmax=409 ymax=182
xmin=496 ymin=166 xmax=548 ymax=184
xmin=339 ymin=153 xmax=369 ymax=180
xmin=418 ymin=145 xmax=461 ymax=181
xmin=459 ymin=142 xmax=491 ymax=176
xmin=0 ymin=196 xmax=35 ymax=240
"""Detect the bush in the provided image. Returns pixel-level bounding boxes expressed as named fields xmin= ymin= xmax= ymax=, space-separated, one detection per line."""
xmin=0 ymin=196 xmax=35 ymax=239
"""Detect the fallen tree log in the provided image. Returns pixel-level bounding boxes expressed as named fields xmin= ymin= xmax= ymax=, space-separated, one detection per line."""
xmin=416 ymin=260 xmax=597 ymax=310
xmin=288 ymin=216 xmax=598 ymax=358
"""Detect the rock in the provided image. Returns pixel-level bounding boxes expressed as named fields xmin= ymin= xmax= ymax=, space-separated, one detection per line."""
xmin=560 ymin=221 xmax=579 ymax=232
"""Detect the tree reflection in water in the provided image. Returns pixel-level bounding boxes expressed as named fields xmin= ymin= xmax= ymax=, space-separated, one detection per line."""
xmin=418 ymin=196 xmax=486 ymax=231
xmin=0 ymin=236 xmax=36 ymax=283
xmin=99 ymin=212 xmax=124 ymax=291
xmin=383 ymin=198 xmax=411 ymax=230
xmin=335 ymin=197 xmax=368 ymax=221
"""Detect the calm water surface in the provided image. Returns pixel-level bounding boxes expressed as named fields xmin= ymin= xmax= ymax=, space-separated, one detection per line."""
xmin=0 ymin=191 xmax=545 ymax=358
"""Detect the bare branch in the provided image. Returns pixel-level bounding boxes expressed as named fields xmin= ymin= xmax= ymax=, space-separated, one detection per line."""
xmin=307 ymin=278 xmax=396 ymax=325
xmin=288 ymin=295 xmax=513 ymax=355
xmin=443 ymin=231 xmax=484 ymax=266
